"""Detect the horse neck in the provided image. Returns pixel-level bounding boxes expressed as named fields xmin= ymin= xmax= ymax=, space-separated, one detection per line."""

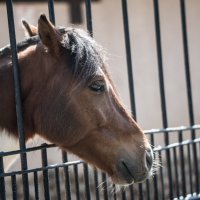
xmin=0 ymin=44 xmax=40 ymax=138
xmin=0 ymin=50 xmax=17 ymax=136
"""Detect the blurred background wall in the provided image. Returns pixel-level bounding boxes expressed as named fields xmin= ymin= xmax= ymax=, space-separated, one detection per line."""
xmin=0 ymin=0 xmax=200 ymax=167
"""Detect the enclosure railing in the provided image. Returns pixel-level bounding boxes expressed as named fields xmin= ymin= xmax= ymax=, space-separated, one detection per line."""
xmin=0 ymin=0 xmax=200 ymax=199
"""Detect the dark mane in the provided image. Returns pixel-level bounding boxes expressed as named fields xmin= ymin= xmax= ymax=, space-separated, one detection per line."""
xmin=0 ymin=27 xmax=106 ymax=82
xmin=62 ymin=28 xmax=106 ymax=81
xmin=0 ymin=28 xmax=66 ymax=57
xmin=0 ymin=36 xmax=39 ymax=57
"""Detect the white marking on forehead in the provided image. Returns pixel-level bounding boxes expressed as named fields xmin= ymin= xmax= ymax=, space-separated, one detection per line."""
xmin=96 ymin=66 xmax=115 ymax=93
xmin=96 ymin=67 xmax=104 ymax=76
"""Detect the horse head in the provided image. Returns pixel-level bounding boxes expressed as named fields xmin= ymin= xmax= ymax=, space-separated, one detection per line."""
xmin=4 ymin=14 xmax=155 ymax=185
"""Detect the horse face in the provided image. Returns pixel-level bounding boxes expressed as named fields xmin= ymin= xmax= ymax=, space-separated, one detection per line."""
xmin=63 ymin=67 xmax=153 ymax=184
xmin=25 ymin=14 xmax=154 ymax=185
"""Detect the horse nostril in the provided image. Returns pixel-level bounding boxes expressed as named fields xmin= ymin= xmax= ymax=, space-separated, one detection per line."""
xmin=146 ymin=148 xmax=153 ymax=170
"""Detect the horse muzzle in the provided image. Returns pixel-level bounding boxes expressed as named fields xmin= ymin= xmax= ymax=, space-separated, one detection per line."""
xmin=115 ymin=147 xmax=154 ymax=184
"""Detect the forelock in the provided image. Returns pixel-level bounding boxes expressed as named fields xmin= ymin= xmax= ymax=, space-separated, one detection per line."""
xmin=61 ymin=28 xmax=106 ymax=82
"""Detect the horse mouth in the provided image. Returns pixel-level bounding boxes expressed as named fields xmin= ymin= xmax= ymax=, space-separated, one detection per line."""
xmin=112 ymin=159 xmax=150 ymax=185
xmin=118 ymin=161 xmax=135 ymax=184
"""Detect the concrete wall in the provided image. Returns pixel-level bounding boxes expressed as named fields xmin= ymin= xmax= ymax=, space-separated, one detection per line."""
xmin=0 ymin=0 xmax=200 ymax=162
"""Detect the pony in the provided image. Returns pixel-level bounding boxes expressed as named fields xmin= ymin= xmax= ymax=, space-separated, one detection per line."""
xmin=0 ymin=14 xmax=154 ymax=185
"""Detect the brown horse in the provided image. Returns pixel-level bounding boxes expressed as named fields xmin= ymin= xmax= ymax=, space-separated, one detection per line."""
xmin=0 ymin=14 xmax=154 ymax=185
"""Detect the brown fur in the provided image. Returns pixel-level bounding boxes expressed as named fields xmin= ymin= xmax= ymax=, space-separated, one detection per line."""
xmin=0 ymin=14 xmax=153 ymax=185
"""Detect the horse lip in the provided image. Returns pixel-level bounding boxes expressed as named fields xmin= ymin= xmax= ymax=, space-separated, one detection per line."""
xmin=121 ymin=161 xmax=135 ymax=181
xmin=117 ymin=159 xmax=149 ymax=184
xmin=116 ymin=159 xmax=135 ymax=184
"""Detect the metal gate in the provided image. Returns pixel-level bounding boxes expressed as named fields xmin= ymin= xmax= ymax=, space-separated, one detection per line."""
xmin=0 ymin=0 xmax=200 ymax=199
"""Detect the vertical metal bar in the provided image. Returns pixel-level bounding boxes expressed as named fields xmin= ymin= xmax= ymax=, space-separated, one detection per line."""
xmin=11 ymin=175 xmax=17 ymax=200
xmin=83 ymin=163 xmax=91 ymax=200
xmin=5 ymin=1 xmax=29 ymax=199
xmin=101 ymin=172 xmax=108 ymax=200
xmin=138 ymin=184 xmax=143 ymax=200
xmin=41 ymin=147 xmax=50 ymax=200
xmin=153 ymin=0 xmax=168 ymax=136
xmin=199 ymin=143 xmax=200 ymax=195
xmin=146 ymin=179 xmax=150 ymax=200
xmin=121 ymin=188 xmax=126 ymax=200
xmin=179 ymin=0 xmax=199 ymax=194
xmin=73 ymin=164 xmax=80 ymax=200
xmin=112 ymin=184 xmax=117 ymax=200
xmin=150 ymin=133 xmax=158 ymax=200
xmin=69 ymin=0 xmax=83 ymax=24
xmin=153 ymin=0 xmax=173 ymax=198
xmin=121 ymin=0 xmax=136 ymax=117
xmin=85 ymin=0 xmax=93 ymax=36
xmin=33 ymin=171 xmax=39 ymax=200
xmin=62 ymin=151 xmax=71 ymax=200
xmin=48 ymin=0 xmax=55 ymax=25
xmin=178 ymin=130 xmax=186 ymax=197
xmin=93 ymin=169 xmax=100 ymax=200
xmin=173 ymin=147 xmax=180 ymax=198
xmin=55 ymin=167 xmax=61 ymax=200
xmin=187 ymin=144 xmax=193 ymax=195
xmin=179 ymin=0 xmax=195 ymax=131
xmin=0 ymin=155 xmax=6 ymax=200
xmin=150 ymin=134 xmax=158 ymax=200
xmin=157 ymin=151 xmax=164 ymax=200
xmin=129 ymin=185 xmax=134 ymax=200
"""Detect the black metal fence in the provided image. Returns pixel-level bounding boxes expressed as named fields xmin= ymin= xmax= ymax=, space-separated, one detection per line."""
xmin=0 ymin=0 xmax=200 ymax=199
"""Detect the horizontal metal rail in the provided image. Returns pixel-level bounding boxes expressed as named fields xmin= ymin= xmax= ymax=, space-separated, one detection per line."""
xmin=154 ymin=137 xmax=200 ymax=152
xmin=0 ymin=144 xmax=56 ymax=157
xmin=144 ymin=124 xmax=200 ymax=135
xmin=0 ymin=124 xmax=199 ymax=157
xmin=0 ymin=160 xmax=84 ymax=177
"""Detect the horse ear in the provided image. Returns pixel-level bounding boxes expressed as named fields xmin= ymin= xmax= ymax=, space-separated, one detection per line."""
xmin=38 ymin=14 xmax=62 ymax=55
xmin=22 ymin=19 xmax=38 ymax=37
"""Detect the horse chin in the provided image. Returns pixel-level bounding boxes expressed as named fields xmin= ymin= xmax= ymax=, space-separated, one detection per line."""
xmin=110 ymin=169 xmax=151 ymax=186
xmin=111 ymin=175 xmax=135 ymax=186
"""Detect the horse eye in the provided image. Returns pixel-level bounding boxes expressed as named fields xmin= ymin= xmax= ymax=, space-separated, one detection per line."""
xmin=89 ymin=81 xmax=105 ymax=93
